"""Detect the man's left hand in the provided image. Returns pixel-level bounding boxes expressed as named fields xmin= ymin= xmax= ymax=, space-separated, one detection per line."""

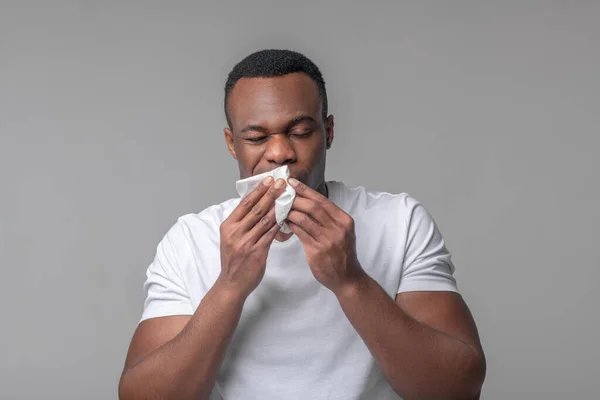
xmin=286 ymin=178 xmax=367 ymax=294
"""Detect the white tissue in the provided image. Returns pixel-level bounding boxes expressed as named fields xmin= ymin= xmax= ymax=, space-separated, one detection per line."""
xmin=235 ymin=165 xmax=296 ymax=233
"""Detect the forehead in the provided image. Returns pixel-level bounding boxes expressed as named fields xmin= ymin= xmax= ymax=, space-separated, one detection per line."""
xmin=227 ymin=73 xmax=321 ymax=130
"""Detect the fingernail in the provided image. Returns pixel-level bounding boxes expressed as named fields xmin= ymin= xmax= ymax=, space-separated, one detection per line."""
xmin=274 ymin=179 xmax=284 ymax=189
xmin=288 ymin=177 xmax=299 ymax=186
xmin=263 ymin=176 xmax=274 ymax=185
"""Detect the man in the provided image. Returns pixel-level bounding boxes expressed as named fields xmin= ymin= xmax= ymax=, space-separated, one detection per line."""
xmin=119 ymin=49 xmax=486 ymax=400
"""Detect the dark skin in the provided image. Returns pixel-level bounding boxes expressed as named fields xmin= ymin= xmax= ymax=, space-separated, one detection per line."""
xmin=223 ymin=73 xmax=333 ymax=243
xmin=119 ymin=72 xmax=486 ymax=400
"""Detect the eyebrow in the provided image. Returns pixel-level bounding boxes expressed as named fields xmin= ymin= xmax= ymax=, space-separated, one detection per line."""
xmin=240 ymin=115 xmax=316 ymax=134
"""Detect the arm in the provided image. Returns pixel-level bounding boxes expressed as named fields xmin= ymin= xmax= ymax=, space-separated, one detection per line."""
xmin=336 ymin=280 xmax=485 ymax=400
xmin=119 ymin=177 xmax=287 ymax=400
xmin=119 ymin=283 xmax=245 ymax=400
xmin=286 ymin=179 xmax=485 ymax=399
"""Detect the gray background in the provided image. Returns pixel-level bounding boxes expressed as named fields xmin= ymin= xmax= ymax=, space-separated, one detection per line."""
xmin=1 ymin=1 xmax=599 ymax=399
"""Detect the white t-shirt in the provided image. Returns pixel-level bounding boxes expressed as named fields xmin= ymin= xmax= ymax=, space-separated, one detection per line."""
xmin=140 ymin=181 xmax=458 ymax=400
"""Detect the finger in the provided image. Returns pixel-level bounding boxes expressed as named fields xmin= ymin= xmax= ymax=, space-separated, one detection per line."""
xmin=291 ymin=197 xmax=333 ymax=226
xmin=256 ymin=219 xmax=282 ymax=248
xmin=288 ymin=178 xmax=341 ymax=220
xmin=247 ymin=206 xmax=278 ymax=244
xmin=230 ymin=176 xmax=274 ymax=222
xmin=286 ymin=210 xmax=322 ymax=240
xmin=240 ymin=179 xmax=287 ymax=231
xmin=287 ymin=220 xmax=314 ymax=245
xmin=288 ymin=178 xmax=324 ymax=200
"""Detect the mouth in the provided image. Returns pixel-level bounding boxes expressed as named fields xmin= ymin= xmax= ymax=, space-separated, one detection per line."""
xmin=254 ymin=165 xmax=286 ymax=175
xmin=252 ymin=166 xmax=308 ymax=185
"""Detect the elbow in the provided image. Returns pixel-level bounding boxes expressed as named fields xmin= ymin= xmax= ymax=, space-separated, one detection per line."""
xmin=395 ymin=350 xmax=487 ymax=400
xmin=468 ymin=350 xmax=487 ymax=397
xmin=118 ymin=370 xmax=134 ymax=400
xmin=118 ymin=369 xmax=212 ymax=400
xmin=454 ymin=349 xmax=487 ymax=399
xmin=118 ymin=368 xmax=146 ymax=400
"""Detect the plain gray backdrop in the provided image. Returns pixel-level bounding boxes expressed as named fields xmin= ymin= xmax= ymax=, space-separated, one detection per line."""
xmin=1 ymin=1 xmax=599 ymax=399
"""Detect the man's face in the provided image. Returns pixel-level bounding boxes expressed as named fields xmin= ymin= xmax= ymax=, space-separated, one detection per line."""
xmin=224 ymin=72 xmax=334 ymax=191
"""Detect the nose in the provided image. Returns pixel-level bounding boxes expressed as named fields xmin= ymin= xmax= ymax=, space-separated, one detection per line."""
xmin=264 ymin=134 xmax=296 ymax=165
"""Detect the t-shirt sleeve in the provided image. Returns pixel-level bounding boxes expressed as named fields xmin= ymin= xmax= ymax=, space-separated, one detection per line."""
xmin=397 ymin=195 xmax=459 ymax=294
xmin=140 ymin=222 xmax=194 ymax=322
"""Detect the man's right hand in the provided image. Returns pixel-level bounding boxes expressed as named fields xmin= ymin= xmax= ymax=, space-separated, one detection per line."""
xmin=119 ymin=176 xmax=286 ymax=400
xmin=217 ymin=176 xmax=286 ymax=298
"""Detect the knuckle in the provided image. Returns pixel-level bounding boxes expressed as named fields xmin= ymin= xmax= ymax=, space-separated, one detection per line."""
xmin=229 ymin=243 xmax=240 ymax=254
xmin=312 ymin=201 xmax=322 ymax=213
xmin=298 ymin=213 xmax=308 ymax=224
xmin=233 ymin=241 xmax=247 ymax=254
xmin=240 ymin=196 xmax=253 ymax=209
xmin=345 ymin=215 xmax=355 ymax=229
xmin=261 ymin=215 xmax=271 ymax=226
xmin=220 ymin=222 xmax=230 ymax=234
xmin=296 ymin=181 xmax=307 ymax=193
xmin=251 ymin=204 xmax=263 ymax=216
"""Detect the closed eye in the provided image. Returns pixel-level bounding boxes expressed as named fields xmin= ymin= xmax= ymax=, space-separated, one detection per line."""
xmin=245 ymin=136 xmax=268 ymax=143
xmin=290 ymin=131 xmax=313 ymax=139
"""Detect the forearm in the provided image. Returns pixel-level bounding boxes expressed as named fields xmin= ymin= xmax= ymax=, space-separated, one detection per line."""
xmin=119 ymin=280 xmax=245 ymax=400
xmin=335 ymin=275 xmax=485 ymax=400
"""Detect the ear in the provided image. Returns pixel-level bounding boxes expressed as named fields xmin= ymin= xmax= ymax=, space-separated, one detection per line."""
xmin=223 ymin=127 xmax=237 ymax=160
xmin=325 ymin=115 xmax=334 ymax=149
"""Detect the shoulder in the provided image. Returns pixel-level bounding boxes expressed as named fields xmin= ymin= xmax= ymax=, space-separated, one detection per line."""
xmin=162 ymin=197 xmax=240 ymax=250
xmin=178 ymin=197 xmax=239 ymax=230
xmin=328 ymin=180 xmax=423 ymax=220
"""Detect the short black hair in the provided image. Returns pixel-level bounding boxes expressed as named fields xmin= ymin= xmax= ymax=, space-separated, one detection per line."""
xmin=224 ymin=49 xmax=328 ymax=127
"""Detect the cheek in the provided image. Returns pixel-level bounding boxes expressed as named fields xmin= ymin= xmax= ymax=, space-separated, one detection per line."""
xmin=296 ymin=142 xmax=326 ymax=180
xmin=300 ymin=139 xmax=325 ymax=163
xmin=236 ymin=145 xmax=264 ymax=174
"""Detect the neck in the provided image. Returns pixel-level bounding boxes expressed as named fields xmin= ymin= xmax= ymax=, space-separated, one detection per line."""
xmin=316 ymin=180 xmax=329 ymax=198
